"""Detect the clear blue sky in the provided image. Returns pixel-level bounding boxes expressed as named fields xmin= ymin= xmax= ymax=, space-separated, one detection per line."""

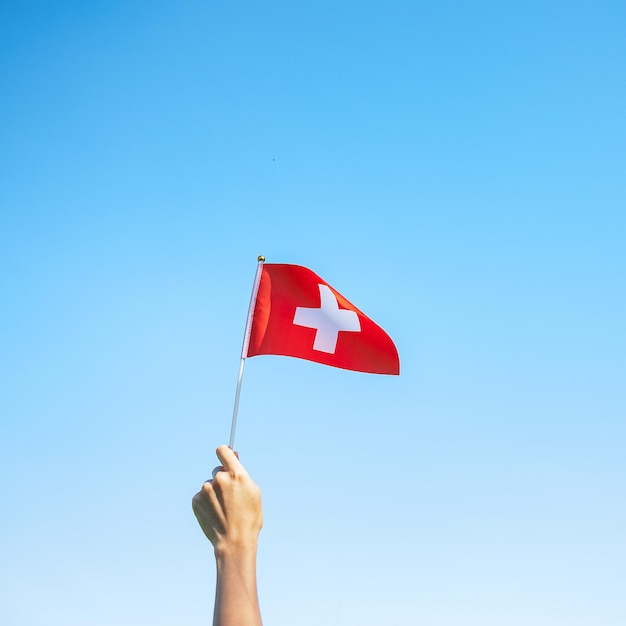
xmin=1 ymin=2 xmax=624 ymax=625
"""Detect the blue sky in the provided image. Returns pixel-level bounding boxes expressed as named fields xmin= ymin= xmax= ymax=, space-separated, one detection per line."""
xmin=1 ymin=2 xmax=625 ymax=625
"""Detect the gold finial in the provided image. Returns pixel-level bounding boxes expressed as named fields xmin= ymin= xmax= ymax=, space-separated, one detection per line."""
xmin=258 ymin=255 xmax=265 ymax=262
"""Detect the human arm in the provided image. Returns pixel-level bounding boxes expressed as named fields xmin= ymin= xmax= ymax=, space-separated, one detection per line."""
xmin=192 ymin=445 xmax=263 ymax=626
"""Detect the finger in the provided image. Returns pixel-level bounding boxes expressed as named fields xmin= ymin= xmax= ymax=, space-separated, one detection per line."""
xmin=202 ymin=480 xmax=225 ymax=516
xmin=211 ymin=465 xmax=223 ymax=480
xmin=193 ymin=482 xmax=226 ymax=534
xmin=216 ymin=444 xmax=245 ymax=474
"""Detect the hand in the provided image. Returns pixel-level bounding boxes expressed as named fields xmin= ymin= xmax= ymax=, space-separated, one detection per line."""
xmin=192 ymin=445 xmax=263 ymax=555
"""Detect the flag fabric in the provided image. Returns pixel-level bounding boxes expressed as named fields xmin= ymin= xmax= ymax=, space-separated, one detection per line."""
xmin=244 ymin=263 xmax=399 ymax=375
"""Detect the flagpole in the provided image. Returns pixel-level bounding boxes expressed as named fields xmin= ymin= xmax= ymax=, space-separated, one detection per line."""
xmin=229 ymin=255 xmax=265 ymax=449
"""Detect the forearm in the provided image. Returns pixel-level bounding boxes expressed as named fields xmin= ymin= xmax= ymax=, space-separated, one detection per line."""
xmin=213 ymin=542 xmax=262 ymax=626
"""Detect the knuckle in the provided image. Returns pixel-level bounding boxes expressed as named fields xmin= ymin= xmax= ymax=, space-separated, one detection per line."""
xmin=213 ymin=472 xmax=227 ymax=487
xmin=191 ymin=492 xmax=202 ymax=511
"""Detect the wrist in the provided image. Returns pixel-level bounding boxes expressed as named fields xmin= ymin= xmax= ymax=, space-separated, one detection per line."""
xmin=214 ymin=536 xmax=259 ymax=561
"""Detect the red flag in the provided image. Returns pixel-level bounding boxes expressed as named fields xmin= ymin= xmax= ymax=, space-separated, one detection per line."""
xmin=244 ymin=263 xmax=399 ymax=375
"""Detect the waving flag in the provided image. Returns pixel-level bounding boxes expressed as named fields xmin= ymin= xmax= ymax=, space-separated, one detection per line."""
xmin=228 ymin=258 xmax=400 ymax=447
xmin=243 ymin=263 xmax=399 ymax=375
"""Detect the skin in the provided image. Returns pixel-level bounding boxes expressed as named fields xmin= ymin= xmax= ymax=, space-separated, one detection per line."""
xmin=192 ymin=445 xmax=263 ymax=626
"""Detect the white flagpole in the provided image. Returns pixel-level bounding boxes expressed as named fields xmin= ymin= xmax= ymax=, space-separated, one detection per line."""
xmin=229 ymin=255 xmax=265 ymax=449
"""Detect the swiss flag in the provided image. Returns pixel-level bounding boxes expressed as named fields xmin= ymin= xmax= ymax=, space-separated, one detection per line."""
xmin=244 ymin=264 xmax=399 ymax=375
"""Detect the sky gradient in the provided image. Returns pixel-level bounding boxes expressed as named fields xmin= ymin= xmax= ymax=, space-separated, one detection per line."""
xmin=1 ymin=2 xmax=625 ymax=625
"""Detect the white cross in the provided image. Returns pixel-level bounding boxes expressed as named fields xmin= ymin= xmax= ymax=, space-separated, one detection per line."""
xmin=293 ymin=284 xmax=361 ymax=353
